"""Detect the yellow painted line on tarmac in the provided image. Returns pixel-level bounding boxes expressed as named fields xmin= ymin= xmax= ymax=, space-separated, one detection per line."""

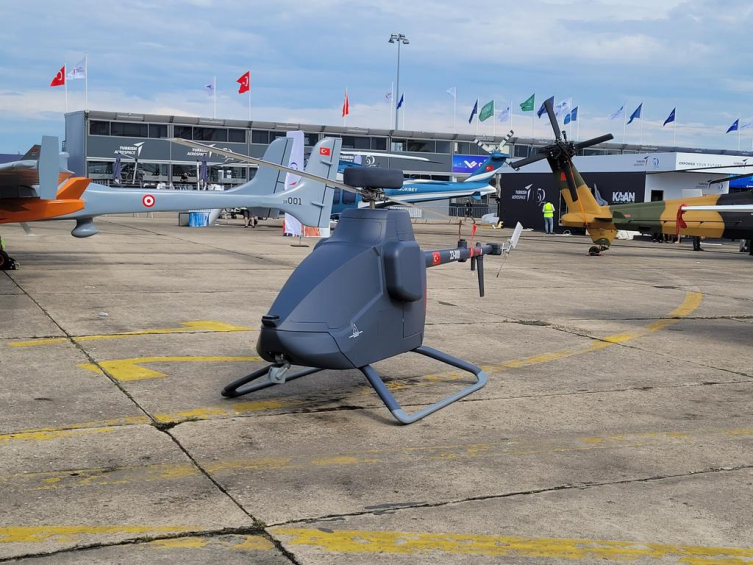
xmin=0 ymin=525 xmax=197 ymax=544
xmin=0 ymin=415 xmax=150 ymax=445
xmin=79 ymin=356 xmax=262 ymax=382
xmin=148 ymin=535 xmax=274 ymax=551
xmin=5 ymin=427 xmax=750 ymax=492
xmin=273 ymin=528 xmax=753 ymax=563
xmin=429 ymin=290 xmax=704 ymax=382
xmin=9 ymin=321 xmax=252 ymax=348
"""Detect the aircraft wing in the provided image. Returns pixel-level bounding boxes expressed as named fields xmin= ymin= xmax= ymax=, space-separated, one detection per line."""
xmin=682 ymin=204 xmax=753 ymax=212
xmin=370 ymin=185 xmax=496 ymax=206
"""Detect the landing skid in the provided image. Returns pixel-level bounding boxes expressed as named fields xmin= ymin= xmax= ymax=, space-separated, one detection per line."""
xmin=221 ymin=345 xmax=487 ymax=425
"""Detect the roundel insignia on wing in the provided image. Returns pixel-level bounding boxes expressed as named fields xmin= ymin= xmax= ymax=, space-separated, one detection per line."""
xmin=142 ymin=194 xmax=155 ymax=208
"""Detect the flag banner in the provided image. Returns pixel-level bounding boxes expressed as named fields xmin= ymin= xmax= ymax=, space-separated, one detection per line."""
xmin=342 ymin=90 xmax=350 ymax=118
xmin=468 ymin=99 xmax=478 ymax=123
xmin=498 ymin=104 xmax=511 ymax=123
xmin=741 ymin=119 xmax=753 ymax=130
xmin=726 ymin=119 xmax=739 ymax=134
xmin=554 ymin=97 xmax=572 ymax=118
xmin=446 ymin=86 xmax=457 ymax=98
xmin=205 ymin=82 xmax=215 ymax=96
xmin=385 ymin=91 xmax=392 ymax=101
xmin=564 ymin=107 xmax=578 ymax=125
xmin=609 ymin=105 xmax=625 ymax=120
xmin=627 ymin=103 xmax=642 ymax=125
xmin=396 ymin=93 xmax=404 ymax=109
xmin=67 ymin=57 xmax=86 ymax=80
xmin=519 ymin=94 xmax=535 ymax=112
xmin=50 ymin=65 xmax=66 ymax=87
xmin=479 ymin=100 xmax=494 ymax=122
xmin=237 ymin=71 xmax=250 ymax=94
xmin=537 ymin=96 xmax=554 ymax=118
xmin=663 ymin=108 xmax=676 ymax=126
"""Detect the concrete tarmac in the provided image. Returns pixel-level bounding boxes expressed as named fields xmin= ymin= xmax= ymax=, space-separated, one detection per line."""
xmin=0 ymin=215 xmax=751 ymax=563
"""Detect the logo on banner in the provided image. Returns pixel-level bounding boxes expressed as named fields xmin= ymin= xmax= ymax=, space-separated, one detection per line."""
xmin=116 ymin=142 xmax=145 ymax=158
xmin=142 ymin=194 xmax=155 ymax=207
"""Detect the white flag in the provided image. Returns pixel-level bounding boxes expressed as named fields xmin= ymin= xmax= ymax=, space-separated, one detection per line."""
xmin=609 ymin=105 xmax=625 ymax=120
xmin=740 ymin=119 xmax=753 ymax=130
xmin=446 ymin=86 xmax=457 ymax=99
xmin=67 ymin=56 xmax=86 ymax=80
xmin=554 ymin=97 xmax=572 ymax=118
xmin=497 ymin=104 xmax=511 ymax=123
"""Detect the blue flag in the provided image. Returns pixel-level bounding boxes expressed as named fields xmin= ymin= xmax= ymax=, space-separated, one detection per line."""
xmin=537 ymin=96 xmax=554 ymax=118
xmin=663 ymin=108 xmax=675 ymax=126
xmin=627 ymin=103 xmax=642 ymax=125
xmin=727 ymin=119 xmax=739 ymax=134
xmin=564 ymin=107 xmax=578 ymax=125
xmin=468 ymin=99 xmax=478 ymax=123
xmin=396 ymin=93 xmax=404 ymax=110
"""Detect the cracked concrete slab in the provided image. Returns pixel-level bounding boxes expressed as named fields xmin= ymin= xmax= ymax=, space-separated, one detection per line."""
xmin=271 ymin=468 xmax=753 ymax=564
xmin=0 ymin=424 xmax=253 ymax=560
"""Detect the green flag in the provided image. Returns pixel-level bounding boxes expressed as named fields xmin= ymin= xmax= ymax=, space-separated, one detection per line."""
xmin=479 ymin=100 xmax=494 ymax=122
xmin=519 ymin=94 xmax=535 ymax=112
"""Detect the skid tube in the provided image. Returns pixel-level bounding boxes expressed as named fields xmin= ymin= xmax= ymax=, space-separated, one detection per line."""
xmin=221 ymin=345 xmax=487 ymax=425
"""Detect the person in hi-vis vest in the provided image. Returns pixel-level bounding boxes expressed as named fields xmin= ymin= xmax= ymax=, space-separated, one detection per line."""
xmin=542 ymin=201 xmax=555 ymax=234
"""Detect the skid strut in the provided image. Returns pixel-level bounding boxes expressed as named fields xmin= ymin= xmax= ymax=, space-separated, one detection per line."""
xmin=221 ymin=345 xmax=487 ymax=425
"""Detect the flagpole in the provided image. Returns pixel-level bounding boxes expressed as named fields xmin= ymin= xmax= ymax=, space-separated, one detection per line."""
xmin=531 ymin=110 xmax=534 ymax=139
xmin=343 ymin=87 xmax=348 ymax=127
xmin=475 ymin=96 xmax=479 ymax=136
xmin=64 ymin=65 xmax=68 ymax=114
xmin=213 ymin=76 xmax=217 ymax=119
xmin=493 ymin=99 xmax=496 ymax=137
xmin=509 ymin=99 xmax=513 ymax=136
xmin=402 ymin=93 xmax=405 ymax=130
xmin=673 ymin=108 xmax=677 ymax=146
xmin=453 ymin=90 xmax=456 ymax=134
xmin=84 ymin=52 xmax=88 ymax=110
xmin=577 ymin=107 xmax=580 ymax=142
xmin=248 ymin=87 xmax=251 ymax=121
xmin=738 ymin=121 xmax=741 ymax=151
xmin=390 ymin=82 xmax=394 ymax=129
xmin=640 ymin=103 xmax=644 ymax=145
xmin=622 ymin=102 xmax=627 ymax=144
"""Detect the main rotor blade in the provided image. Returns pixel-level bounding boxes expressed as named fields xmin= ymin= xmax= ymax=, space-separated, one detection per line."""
xmin=170 ymin=138 xmax=361 ymax=194
xmin=574 ymin=133 xmax=614 ymax=151
xmin=545 ymin=99 xmax=562 ymax=141
xmin=564 ymin=162 xmax=579 ymax=202
xmin=511 ymin=152 xmax=548 ymax=170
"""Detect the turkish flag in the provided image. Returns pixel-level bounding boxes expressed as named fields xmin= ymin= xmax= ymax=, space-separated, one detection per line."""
xmin=319 ymin=146 xmax=331 ymax=156
xmin=237 ymin=71 xmax=250 ymax=94
xmin=50 ymin=65 xmax=66 ymax=87
xmin=342 ymin=90 xmax=349 ymax=118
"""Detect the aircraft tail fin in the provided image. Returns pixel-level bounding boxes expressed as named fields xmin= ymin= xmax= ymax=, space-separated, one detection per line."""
xmin=230 ymin=137 xmax=292 ymax=197
xmin=272 ymin=138 xmax=341 ymax=229
xmin=56 ymin=178 xmax=91 ymax=201
xmin=37 ymin=136 xmax=61 ymax=200
xmin=21 ymin=144 xmax=41 ymax=161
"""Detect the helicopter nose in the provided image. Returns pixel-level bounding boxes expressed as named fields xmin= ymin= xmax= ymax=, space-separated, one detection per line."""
xmin=257 ymin=327 xmax=355 ymax=370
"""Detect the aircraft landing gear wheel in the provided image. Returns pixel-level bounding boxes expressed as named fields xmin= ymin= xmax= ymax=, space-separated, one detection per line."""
xmin=588 ymin=246 xmax=602 ymax=256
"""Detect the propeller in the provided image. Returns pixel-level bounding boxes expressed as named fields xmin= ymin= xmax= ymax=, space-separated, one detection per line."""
xmin=511 ymin=99 xmax=614 ymax=202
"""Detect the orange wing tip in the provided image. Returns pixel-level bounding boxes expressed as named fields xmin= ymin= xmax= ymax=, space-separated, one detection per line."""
xmin=56 ymin=177 xmax=91 ymax=200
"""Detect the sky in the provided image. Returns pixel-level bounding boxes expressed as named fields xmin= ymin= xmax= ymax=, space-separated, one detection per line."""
xmin=0 ymin=0 xmax=751 ymax=153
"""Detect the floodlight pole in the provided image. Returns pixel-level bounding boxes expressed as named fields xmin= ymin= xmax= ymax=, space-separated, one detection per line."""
xmin=389 ymin=33 xmax=409 ymax=131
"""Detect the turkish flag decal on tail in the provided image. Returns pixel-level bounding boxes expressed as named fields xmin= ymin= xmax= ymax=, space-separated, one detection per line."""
xmin=319 ymin=146 xmax=331 ymax=156
xmin=50 ymin=65 xmax=66 ymax=87
xmin=237 ymin=71 xmax=250 ymax=94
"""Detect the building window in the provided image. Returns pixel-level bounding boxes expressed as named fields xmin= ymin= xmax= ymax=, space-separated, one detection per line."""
xmin=89 ymin=121 xmax=110 ymax=136
xmin=371 ymin=137 xmax=387 ymax=150
xmin=149 ymin=124 xmax=167 ymax=138
xmin=304 ymin=133 xmax=319 ymax=146
xmin=341 ymin=136 xmax=370 ymax=150
xmin=194 ymin=127 xmax=227 ymax=142
xmin=513 ymin=145 xmax=529 ymax=158
xmin=251 ymin=130 xmax=269 ymax=144
xmin=228 ymin=129 xmax=246 ymax=143
xmin=270 ymin=131 xmax=287 ymax=141
xmin=391 ymin=139 xmax=406 ymax=152
xmin=174 ymin=126 xmax=193 ymax=140
xmin=455 ymin=142 xmax=470 ymax=154
xmin=333 ymin=188 xmax=341 ymax=205
xmin=435 ymin=140 xmax=451 ymax=154
xmin=87 ymin=161 xmax=112 ymax=175
xmin=407 ymin=140 xmax=434 ymax=153
xmin=111 ymin=122 xmax=148 ymax=137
